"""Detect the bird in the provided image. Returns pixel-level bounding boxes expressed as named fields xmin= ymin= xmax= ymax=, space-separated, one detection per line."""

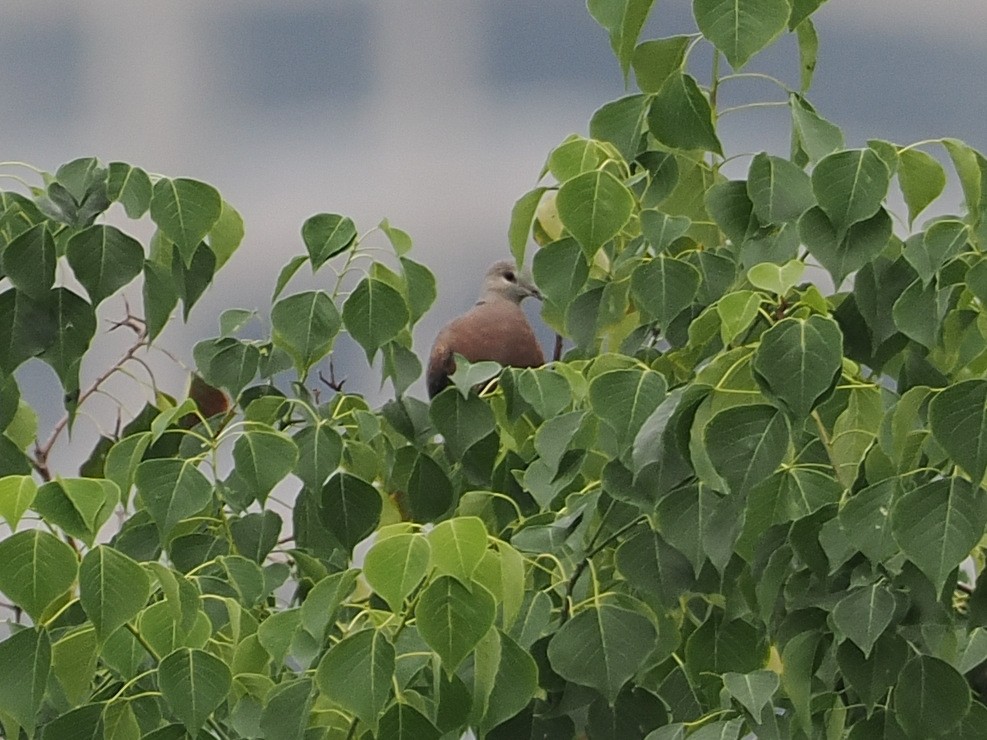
xmin=426 ymin=259 xmax=545 ymax=399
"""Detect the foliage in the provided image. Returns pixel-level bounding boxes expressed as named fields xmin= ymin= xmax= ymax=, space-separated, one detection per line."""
xmin=1 ymin=0 xmax=987 ymax=737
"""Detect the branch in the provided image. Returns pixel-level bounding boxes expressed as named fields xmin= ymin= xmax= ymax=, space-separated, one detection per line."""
xmin=32 ymin=320 xmax=148 ymax=481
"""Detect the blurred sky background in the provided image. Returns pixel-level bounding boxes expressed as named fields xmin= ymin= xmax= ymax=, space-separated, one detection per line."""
xmin=3 ymin=0 xmax=986 ymax=469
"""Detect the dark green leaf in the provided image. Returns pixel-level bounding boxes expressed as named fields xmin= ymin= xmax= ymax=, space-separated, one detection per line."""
xmin=648 ymin=73 xmax=722 ymax=155
xmin=894 ymin=656 xmax=970 ymax=738
xmin=150 ymin=178 xmax=222 ymax=265
xmin=800 ymin=205 xmax=892 ymax=287
xmin=292 ymin=423 xmax=342 ymax=490
xmin=0 ymin=530 xmax=77 ymax=621
xmin=271 ymin=290 xmax=341 ymax=377
xmin=548 ymin=602 xmax=656 ymax=703
xmin=812 ymin=148 xmax=891 ymax=233
xmin=417 ymin=575 xmax=496 ymax=673
xmin=158 ymin=647 xmax=232 ymax=733
xmin=704 ymin=405 xmax=790 ymax=495
xmin=65 ymin=225 xmax=144 ymax=306
xmin=892 ymin=476 xmax=987 ymax=591
xmin=0 ymin=628 xmax=50 ymax=736
xmin=632 ymin=36 xmax=690 ymax=93
xmin=107 ymin=162 xmax=152 ymax=218
xmin=747 ymin=153 xmax=815 ymax=224
xmin=319 ymin=472 xmax=381 ymax=552
xmin=929 ymin=379 xmax=987 ymax=483
xmin=1 ymin=224 xmax=55 ymax=299
xmin=631 ymin=256 xmax=701 ymax=328
xmin=135 ymin=458 xmax=213 ymax=540
xmin=79 ymin=545 xmax=151 ymax=638
xmin=231 ymin=423 xmax=298 ymax=502
xmin=753 ymin=315 xmax=842 ymax=420
xmin=556 ymin=170 xmax=635 ymax=256
xmin=342 ymin=277 xmax=409 ymax=362
xmin=301 ymin=213 xmax=357 ymax=269
xmin=429 ymin=390 xmax=495 ymax=459
xmin=831 ymin=584 xmax=896 ymax=658
xmin=693 ymin=0 xmax=791 ymax=69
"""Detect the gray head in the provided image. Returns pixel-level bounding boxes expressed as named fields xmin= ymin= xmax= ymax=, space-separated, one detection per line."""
xmin=480 ymin=259 xmax=542 ymax=304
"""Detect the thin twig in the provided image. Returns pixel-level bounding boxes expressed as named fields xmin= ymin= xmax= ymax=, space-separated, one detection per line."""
xmin=33 ymin=320 xmax=148 ymax=481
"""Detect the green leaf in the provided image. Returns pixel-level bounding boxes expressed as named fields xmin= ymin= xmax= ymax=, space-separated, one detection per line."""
xmin=929 ymin=379 xmax=987 ymax=483
xmin=902 ymin=219 xmax=968 ymax=286
xmin=33 ymin=477 xmax=120 ymax=545
xmin=753 ymin=315 xmax=842 ymax=420
xmin=716 ymin=291 xmax=761 ymax=344
xmin=790 ymin=95 xmax=844 ymax=164
xmin=407 ymin=450 xmax=454 ymax=522
xmin=0 ymin=289 xmax=57 ymax=374
xmin=363 ymin=533 xmax=431 ymax=613
xmin=400 ymin=257 xmax=436 ymax=325
xmin=547 ymin=136 xmax=611 ymax=191
xmin=723 ymin=670 xmax=779 ymax=724
xmin=532 ymin=237 xmax=589 ymax=307
xmin=640 ymin=209 xmax=691 ymax=253
xmin=271 ymin=254 xmax=308 ymax=303
xmin=705 ymin=405 xmax=790 ymax=495
xmin=590 ymin=94 xmax=650 ymax=162
xmin=342 ymin=277 xmax=409 ymax=362
xmin=647 ymin=73 xmax=723 ymax=155
xmin=898 ymin=148 xmax=946 ymax=226
xmin=193 ymin=337 xmax=260 ymax=398
xmin=300 ymin=569 xmax=357 ymax=639
xmin=943 ymin=138 xmax=984 ymax=218
xmin=292 ymin=423 xmax=342 ymax=490
xmin=377 ymin=703 xmax=441 ymax=740
xmin=257 ymin=608 xmax=302 ymax=666
xmin=158 ymin=647 xmax=232 ymax=733
xmin=800 ymin=205 xmax=892 ymax=287
xmin=271 ymin=290 xmax=341 ymax=377
xmin=556 ymin=170 xmax=635 ymax=256
xmin=693 ymin=0 xmax=791 ymax=69
xmin=894 ymin=656 xmax=971 ymax=738
xmin=747 ymin=260 xmax=805 ymax=296
xmin=838 ymin=480 xmax=898 ymax=564
xmin=812 ymin=148 xmax=891 ymax=233
xmin=79 ymin=545 xmax=151 ymax=639
xmin=259 ymin=677 xmax=314 ymax=740
xmin=232 ymin=424 xmax=298 ymax=503
xmin=0 ymin=529 xmax=77 ymax=621
xmin=0 ymin=475 xmax=37 ymax=528
xmin=547 ymin=602 xmax=657 ymax=703
xmin=301 ymin=213 xmax=357 ymax=269
xmin=143 ymin=260 xmax=178 ymax=342
xmin=171 ymin=241 xmax=216 ymax=319
xmin=830 ymin=386 xmax=882 ymax=489
xmin=474 ymin=629 xmax=539 ymax=733
xmin=319 ymin=472 xmax=382 ymax=552
xmin=65 ymin=225 xmax=144 ymax=306
xmin=836 ymin=632 xmax=909 ymax=713
xmin=747 ymin=153 xmax=815 ymax=224
xmin=892 ymin=476 xmax=987 ymax=591
xmin=230 ymin=511 xmax=282 ymax=563
xmin=136 ymin=459 xmax=213 ymax=540
xmin=150 ymin=178 xmax=223 ymax=265
xmin=796 ymin=17 xmax=819 ymax=92
xmin=630 ymin=256 xmax=701 ymax=328
xmin=429 ymin=390 xmax=495 ymax=459
xmin=379 ymin=217 xmax=413 ymax=255
xmin=427 ymin=516 xmax=489 ymax=583
xmin=37 ymin=287 xmax=97 ymax=403
xmin=416 ymin=575 xmax=496 ymax=673
xmin=587 ymin=0 xmax=657 ymax=80
xmin=107 ymin=162 xmax=152 ymax=218
xmin=632 ymin=36 xmax=690 ymax=93
xmin=0 ymin=628 xmax=50 ymax=737
xmin=831 ymin=584 xmax=896 ymax=658
xmin=508 ymin=187 xmax=547 ymax=268
xmin=315 ymin=630 xmax=395 ymax=727
xmin=1 ymin=223 xmax=55 ymax=300
xmin=589 ymin=368 xmax=667 ymax=451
